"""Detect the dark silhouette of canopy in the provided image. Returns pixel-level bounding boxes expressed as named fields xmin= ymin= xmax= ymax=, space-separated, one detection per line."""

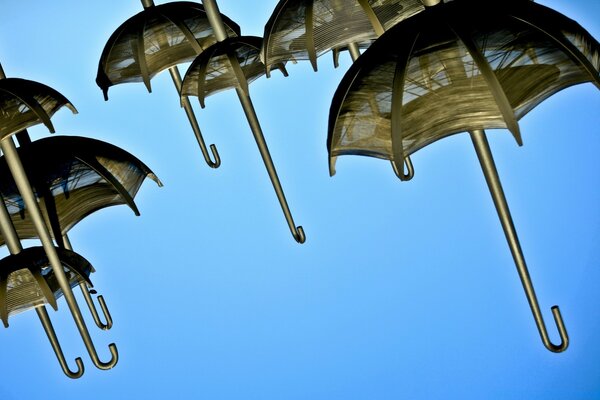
xmin=0 ymin=246 xmax=93 ymax=327
xmin=328 ymin=0 xmax=600 ymax=172
xmin=0 ymin=78 xmax=77 ymax=141
xmin=262 ymin=0 xmax=427 ymax=74
xmin=182 ymin=36 xmax=287 ymax=108
xmin=327 ymin=0 xmax=599 ymax=353
xmin=96 ymin=1 xmax=241 ymax=99
xmin=0 ymin=135 xmax=162 ymax=247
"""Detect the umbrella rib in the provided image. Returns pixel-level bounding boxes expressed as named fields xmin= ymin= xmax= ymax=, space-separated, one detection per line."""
xmin=0 ymin=87 xmax=55 ymax=135
xmin=135 ymin=18 xmax=152 ymax=93
xmin=356 ymin=0 xmax=385 ymax=36
xmin=450 ymin=24 xmax=522 ymax=145
xmin=305 ymin=1 xmax=318 ymax=72
xmin=161 ymin=12 xmax=204 ymax=54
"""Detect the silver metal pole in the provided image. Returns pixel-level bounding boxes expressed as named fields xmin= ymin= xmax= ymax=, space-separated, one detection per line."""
xmin=169 ymin=67 xmax=220 ymax=168
xmin=202 ymin=0 xmax=305 ymax=243
xmin=469 ymin=129 xmax=568 ymax=352
xmin=0 ymin=138 xmax=119 ymax=368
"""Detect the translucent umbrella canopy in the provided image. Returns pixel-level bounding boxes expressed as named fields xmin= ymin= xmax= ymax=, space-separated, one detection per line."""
xmin=181 ymin=36 xmax=287 ymax=108
xmin=261 ymin=0 xmax=427 ymax=73
xmin=0 ymin=136 xmax=162 ymax=246
xmin=0 ymin=78 xmax=77 ymax=141
xmin=96 ymin=1 xmax=241 ymax=99
xmin=0 ymin=246 xmax=93 ymax=327
xmin=328 ymin=0 xmax=600 ymax=174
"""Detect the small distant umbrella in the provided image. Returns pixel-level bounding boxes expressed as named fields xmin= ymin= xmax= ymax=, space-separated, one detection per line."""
xmin=328 ymin=0 xmax=599 ymax=352
xmin=0 ymin=133 xmax=162 ymax=331
xmin=97 ymin=0 xmax=242 ymax=168
xmin=184 ymin=0 xmax=306 ymax=243
xmin=0 ymin=246 xmax=94 ymax=378
xmin=0 ymin=65 xmax=118 ymax=373
xmin=262 ymin=0 xmax=431 ymax=179
xmin=0 ymin=77 xmax=77 ymax=140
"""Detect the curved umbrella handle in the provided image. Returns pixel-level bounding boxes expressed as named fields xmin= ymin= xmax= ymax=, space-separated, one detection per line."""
xmin=80 ymin=284 xmax=113 ymax=331
xmin=36 ymin=307 xmax=85 ymax=379
xmin=391 ymin=156 xmax=415 ymax=181
xmin=206 ymin=143 xmax=221 ymax=169
xmin=470 ymin=129 xmax=568 ymax=353
xmin=293 ymin=226 xmax=306 ymax=244
xmin=89 ymin=342 xmax=119 ymax=370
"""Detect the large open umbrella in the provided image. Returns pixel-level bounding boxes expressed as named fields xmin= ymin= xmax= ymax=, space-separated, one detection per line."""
xmin=180 ymin=31 xmax=305 ymax=243
xmin=328 ymin=0 xmax=599 ymax=352
xmin=0 ymin=64 xmax=119 ymax=373
xmin=262 ymin=0 xmax=431 ymax=180
xmin=97 ymin=0 xmax=241 ymax=168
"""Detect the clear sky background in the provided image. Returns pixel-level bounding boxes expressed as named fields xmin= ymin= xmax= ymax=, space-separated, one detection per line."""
xmin=0 ymin=1 xmax=598 ymax=399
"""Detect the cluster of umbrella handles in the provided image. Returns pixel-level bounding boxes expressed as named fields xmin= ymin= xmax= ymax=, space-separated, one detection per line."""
xmin=2 ymin=0 xmax=599 ymax=378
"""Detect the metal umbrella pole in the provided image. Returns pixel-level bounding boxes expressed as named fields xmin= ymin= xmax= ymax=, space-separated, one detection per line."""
xmin=202 ymin=0 xmax=305 ymax=243
xmin=0 ymin=191 xmax=85 ymax=378
xmin=0 ymin=66 xmax=118 ymax=369
xmin=140 ymin=0 xmax=220 ymax=168
xmin=470 ymin=129 xmax=568 ymax=353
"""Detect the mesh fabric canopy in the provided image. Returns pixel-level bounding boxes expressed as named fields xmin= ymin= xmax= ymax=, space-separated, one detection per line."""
xmin=262 ymin=0 xmax=427 ymax=73
xmin=328 ymin=0 xmax=600 ymax=174
xmin=181 ymin=36 xmax=287 ymax=108
xmin=0 ymin=78 xmax=77 ymax=141
xmin=0 ymin=136 xmax=162 ymax=246
xmin=0 ymin=246 xmax=93 ymax=327
xmin=96 ymin=1 xmax=241 ymax=99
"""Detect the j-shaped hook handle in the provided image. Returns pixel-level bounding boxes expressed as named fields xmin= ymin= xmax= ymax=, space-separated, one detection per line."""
xmin=81 ymin=284 xmax=113 ymax=331
xmin=206 ymin=143 xmax=221 ymax=169
xmin=89 ymin=342 xmax=119 ymax=370
xmin=293 ymin=226 xmax=306 ymax=244
xmin=37 ymin=307 xmax=85 ymax=379
xmin=538 ymin=305 xmax=568 ymax=353
xmin=391 ymin=156 xmax=414 ymax=181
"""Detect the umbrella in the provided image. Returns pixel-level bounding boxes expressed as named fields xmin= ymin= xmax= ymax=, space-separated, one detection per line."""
xmin=327 ymin=0 xmax=600 ymax=352
xmin=0 ymin=65 xmax=118 ymax=373
xmin=184 ymin=0 xmax=306 ymax=243
xmin=262 ymin=0 xmax=430 ymax=180
xmin=181 ymin=36 xmax=287 ymax=108
xmin=0 ymin=246 xmax=94 ymax=378
xmin=0 ymin=133 xmax=162 ymax=331
xmin=97 ymin=0 xmax=242 ymax=168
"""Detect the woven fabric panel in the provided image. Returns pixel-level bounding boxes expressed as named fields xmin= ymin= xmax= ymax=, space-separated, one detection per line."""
xmin=328 ymin=0 xmax=600 ymax=168
xmin=262 ymin=0 xmax=425 ymax=70
xmin=0 ymin=136 xmax=161 ymax=246
xmin=0 ymin=78 xmax=76 ymax=140
xmin=96 ymin=1 xmax=241 ymax=98
xmin=0 ymin=247 xmax=93 ymax=322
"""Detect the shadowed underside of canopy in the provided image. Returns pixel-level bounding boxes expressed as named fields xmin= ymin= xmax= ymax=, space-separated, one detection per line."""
xmin=0 ymin=78 xmax=77 ymax=141
xmin=0 ymin=246 xmax=93 ymax=327
xmin=96 ymin=1 xmax=241 ymax=99
xmin=262 ymin=0 xmax=427 ymax=73
xmin=328 ymin=0 xmax=600 ymax=173
xmin=0 ymin=136 xmax=162 ymax=246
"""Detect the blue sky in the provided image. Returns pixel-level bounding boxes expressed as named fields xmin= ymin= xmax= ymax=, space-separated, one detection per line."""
xmin=0 ymin=0 xmax=598 ymax=399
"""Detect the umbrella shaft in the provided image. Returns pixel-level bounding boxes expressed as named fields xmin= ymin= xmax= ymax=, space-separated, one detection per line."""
xmin=469 ymin=129 xmax=546 ymax=332
xmin=202 ymin=0 xmax=229 ymax=42
xmin=235 ymin=88 xmax=299 ymax=236
xmin=348 ymin=43 xmax=361 ymax=62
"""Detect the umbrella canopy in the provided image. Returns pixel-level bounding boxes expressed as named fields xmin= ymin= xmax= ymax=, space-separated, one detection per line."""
xmin=96 ymin=1 xmax=241 ymax=99
xmin=328 ymin=0 xmax=600 ymax=173
xmin=0 ymin=78 xmax=77 ymax=141
xmin=0 ymin=135 xmax=162 ymax=246
xmin=261 ymin=0 xmax=427 ymax=74
xmin=0 ymin=246 xmax=93 ymax=327
xmin=327 ymin=0 xmax=599 ymax=353
xmin=181 ymin=36 xmax=287 ymax=108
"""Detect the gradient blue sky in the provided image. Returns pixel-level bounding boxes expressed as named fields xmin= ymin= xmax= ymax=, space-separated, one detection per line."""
xmin=0 ymin=1 xmax=598 ymax=399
